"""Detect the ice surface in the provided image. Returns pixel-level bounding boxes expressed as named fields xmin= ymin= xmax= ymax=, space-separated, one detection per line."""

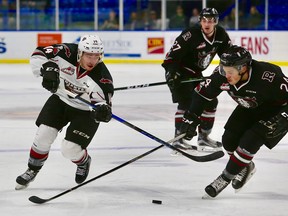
xmin=1 ymin=64 xmax=288 ymax=216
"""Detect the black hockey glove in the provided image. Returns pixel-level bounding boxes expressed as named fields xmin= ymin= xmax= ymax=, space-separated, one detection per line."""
xmin=90 ymin=104 xmax=112 ymax=123
xmin=259 ymin=110 xmax=288 ymax=139
xmin=180 ymin=111 xmax=201 ymax=140
xmin=40 ymin=61 xmax=60 ymax=93
xmin=165 ymin=70 xmax=181 ymax=90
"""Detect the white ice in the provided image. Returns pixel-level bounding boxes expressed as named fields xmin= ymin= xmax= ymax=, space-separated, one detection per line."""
xmin=1 ymin=63 xmax=288 ymax=216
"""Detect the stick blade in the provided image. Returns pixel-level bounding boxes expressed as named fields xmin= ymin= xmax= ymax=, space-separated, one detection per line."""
xmin=29 ymin=196 xmax=49 ymax=204
xmin=185 ymin=150 xmax=225 ymax=162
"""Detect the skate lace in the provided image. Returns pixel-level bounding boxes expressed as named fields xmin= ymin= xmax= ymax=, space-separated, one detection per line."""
xmin=21 ymin=169 xmax=37 ymax=181
xmin=235 ymin=167 xmax=248 ymax=181
xmin=76 ymin=165 xmax=87 ymax=176
xmin=211 ymin=176 xmax=229 ymax=191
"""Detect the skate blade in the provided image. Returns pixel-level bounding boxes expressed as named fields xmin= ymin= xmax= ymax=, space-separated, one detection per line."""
xmin=15 ymin=183 xmax=29 ymax=190
xmin=170 ymin=150 xmax=182 ymax=156
xmin=170 ymin=146 xmax=199 ymax=156
xmin=234 ymin=168 xmax=257 ymax=193
xmin=202 ymin=193 xmax=215 ymax=199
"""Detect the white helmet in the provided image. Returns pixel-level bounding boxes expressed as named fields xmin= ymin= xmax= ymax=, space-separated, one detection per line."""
xmin=77 ymin=34 xmax=104 ymax=62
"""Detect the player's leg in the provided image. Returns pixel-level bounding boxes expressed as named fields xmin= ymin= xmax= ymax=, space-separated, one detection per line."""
xmin=204 ymin=107 xmax=258 ymax=197
xmin=63 ymin=108 xmax=99 ymax=184
xmin=173 ymin=105 xmax=192 ymax=149
xmin=15 ymin=125 xmax=58 ymax=190
xmin=15 ymin=95 xmax=65 ymax=190
xmin=171 ymin=83 xmax=196 ymax=152
xmin=197 ymin=98 xmax=222 ymax=151
xmin=229 ymin=107 xmax=284 ymax=192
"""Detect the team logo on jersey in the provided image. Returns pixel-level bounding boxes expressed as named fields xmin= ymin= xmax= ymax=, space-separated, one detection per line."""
xmin=220 ymin=83 xmax=230 ymax=91
xmin=198 ymin=49 xmax=217 ymax=69
xmin=64 ymin=80 xmax=85 ymax=94
xmin=196 ymin=42 xmax=206 ymax=49
xmin=100 ymin=78 xmax=113 ymax=84
xmin=230 ymin=92 xmax=258 ymax=108
xmin=61 ymin=66 xmax=75 ymax=75
xmin=233 ymin=96 xmax=258 ymax=108
xmin=182 ymin=32 xmax=191 ymax=41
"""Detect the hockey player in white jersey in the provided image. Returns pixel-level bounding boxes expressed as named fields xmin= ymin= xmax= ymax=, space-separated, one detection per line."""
xmin=15 ymin=35 xmax=114 ymax=190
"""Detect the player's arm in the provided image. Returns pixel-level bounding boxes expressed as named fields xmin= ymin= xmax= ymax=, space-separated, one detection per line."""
xmin=255 ymin=72 xmax=288 ymax=147
xmin=216 ymin=28 xmax=232 ymax=57
xmin=89 ymin=68 xmax=114 ymax=123
xmin=180 ymin=71 xmax=224 ymax=139
xmin=30 ymin=45 xmax=62 ymax=93
xmin=30 ymin=47 xmax=50 ymax=77
xmin=89 ymin=88 xmax=113 ymax=123
xmin=162 ymin=31 xmax=192 ymax=89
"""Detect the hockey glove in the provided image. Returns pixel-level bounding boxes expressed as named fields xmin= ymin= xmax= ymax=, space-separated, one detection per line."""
xmin=180 ymin=111 xmax=201 ymax=140
xmin=165 ymin=70 xmax=181 ymax=90
xmin=259 ymin=110 xmax=288 ymax=139
xmin=41 ymin=61 xmax=60 ymax=93
xmin=90 ymin=104 xmax=112 ymax=123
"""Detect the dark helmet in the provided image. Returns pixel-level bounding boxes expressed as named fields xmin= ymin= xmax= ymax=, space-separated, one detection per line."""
xmin=199 ymin=8 xmax=219 ymax=23
xmin=220 ymin=45 xmax=252 ymax=67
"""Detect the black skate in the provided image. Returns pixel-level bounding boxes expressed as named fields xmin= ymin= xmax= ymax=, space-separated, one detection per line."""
xmin=197 ymin=133 xmax=222 ymax=152
xmin=204 ymin=174 xmax=231 ymax=198
xmin=232 ymin=161 xmax=256 ymax=192
xmin=15 ymin=168 xmax=39 ymax=190
xmin=75 ymin=155 xmax=91 ymax=184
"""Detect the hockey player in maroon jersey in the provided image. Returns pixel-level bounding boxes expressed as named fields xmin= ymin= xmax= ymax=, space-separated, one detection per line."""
xmin=162 ymin=8 xmax=232 ymax=153
xmin=179 ymin=45 xmax=288 ymax=197
xmin=15 ymin=35 xmax=114 ymax=190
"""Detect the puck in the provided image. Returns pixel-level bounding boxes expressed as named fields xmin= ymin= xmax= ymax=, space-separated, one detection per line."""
xmin=152 ymin=200 xmax=162 ymax=204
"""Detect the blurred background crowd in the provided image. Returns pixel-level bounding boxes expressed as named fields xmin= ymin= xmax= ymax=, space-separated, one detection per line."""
xmin=0 ymin=0 xmax=287 ymax=31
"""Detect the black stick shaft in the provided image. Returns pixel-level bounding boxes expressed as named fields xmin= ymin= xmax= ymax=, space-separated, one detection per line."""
xmin=114 ymin=77 xmax=207 ymax=91
xmin=29 ymin=135 xmax=183 ymax=204
xmin=72 ymin=94 xmax=223 ymax=162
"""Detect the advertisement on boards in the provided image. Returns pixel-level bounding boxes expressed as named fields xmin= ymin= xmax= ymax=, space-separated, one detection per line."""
xmin=0 ymin=31 xmax=287 ymax=65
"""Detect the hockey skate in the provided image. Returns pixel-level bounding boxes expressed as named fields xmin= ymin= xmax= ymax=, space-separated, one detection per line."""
xmin=75 ymin=155 xmax=91 ymax=184
xmin=15 ymin=168 xmax=39 ymax=190
xmin=232 ymin=161 xmax=256 ymax=192
xmin=197 ymin=132 xmax=222 ymax=152
xmin=171 ymin=138 xmax=197 ymax=156
xmin=203 ymin=174 xmax=231 ymax=198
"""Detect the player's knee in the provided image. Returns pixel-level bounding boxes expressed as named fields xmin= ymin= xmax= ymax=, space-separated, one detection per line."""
xmin=206 ymin=98 xmax=218 ymax=111
xmin=222 ymin=130 xmax=239 ymax=152
xmin=61 ymin=139 xmax=85 ymax=161
xmin=239 ymin=130 xmax=263 ymax=153
xmin=33 ymin=124 xmax=58 ymax=152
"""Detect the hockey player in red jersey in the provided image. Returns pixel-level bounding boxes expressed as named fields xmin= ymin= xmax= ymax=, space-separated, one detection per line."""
xmin=179 ymin=45 xmax=288 ymax=197
xmin=162 ymin=8 xmax=232 ymax=153
xmin=15 ymin=35 xmax=114 ymax=190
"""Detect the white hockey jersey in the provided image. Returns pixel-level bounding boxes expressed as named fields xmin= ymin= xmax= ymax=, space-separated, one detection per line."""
xmin=30 ymin=43 xmax=114 ymax=111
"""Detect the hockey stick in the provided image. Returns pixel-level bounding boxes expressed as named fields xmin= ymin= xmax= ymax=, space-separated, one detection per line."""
xmin=114 ymin=77 xmax=207 ymax=91
xmin=63 ymin=90 xmax=224 ymax=162
xmin=29 ymin=135 xmax=184 ymax=204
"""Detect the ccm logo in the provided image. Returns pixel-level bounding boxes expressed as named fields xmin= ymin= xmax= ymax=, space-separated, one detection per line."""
xmin=73 ymin=130 xmax=90 ymax=139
